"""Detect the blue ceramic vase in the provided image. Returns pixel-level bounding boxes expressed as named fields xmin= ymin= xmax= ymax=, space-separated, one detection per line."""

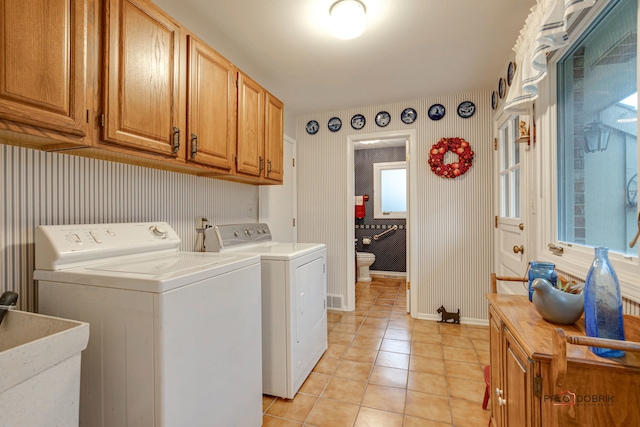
xmin=584 ymin=247 xmax=625 ymax=358
xmin=528 ymin=261 xmax=557 ymax=302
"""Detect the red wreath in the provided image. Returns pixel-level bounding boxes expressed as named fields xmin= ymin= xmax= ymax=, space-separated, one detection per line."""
xmin=428 ymin=137 xmax=474 ymax=178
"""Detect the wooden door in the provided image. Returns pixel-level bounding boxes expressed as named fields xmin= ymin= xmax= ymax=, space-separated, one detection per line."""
xmin=264 ymin=91 xmax=284 ymax=183
xmin=103 ymin=0 xmax=182 ymax=156
xmin=186 ymin=35 xmax=236 ymax=171
xmin=504 ymin=329 xmax=532 ymax=427
xmin=494 ymin=113 xmax=529 ymax=292
xmin=0 ymin=0 xmax=88 ymax=137
xmin=236 ymin=71 xmax=264 ymax=177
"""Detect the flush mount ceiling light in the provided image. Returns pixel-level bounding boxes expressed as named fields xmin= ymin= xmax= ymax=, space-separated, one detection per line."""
xmin=329 ymin=0 xmax=366 ymax=40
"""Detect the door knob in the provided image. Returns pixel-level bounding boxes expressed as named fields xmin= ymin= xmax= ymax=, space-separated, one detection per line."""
xmin=513 ymin=245 xmax=524 ymax=254
xmin=519 ymin=223 xmax=524 ymax=231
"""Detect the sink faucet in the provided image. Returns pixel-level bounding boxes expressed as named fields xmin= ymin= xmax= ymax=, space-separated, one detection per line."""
xmin=0 ymin=291 xmax=18 ymax=326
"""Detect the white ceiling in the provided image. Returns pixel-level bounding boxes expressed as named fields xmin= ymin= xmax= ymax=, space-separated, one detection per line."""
xmin=154 ymin=0 xmax=536 ymax=117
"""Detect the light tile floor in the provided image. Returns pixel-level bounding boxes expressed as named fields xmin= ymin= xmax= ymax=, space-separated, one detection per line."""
xmin=263 ymin=277 xmax=491 ymax=427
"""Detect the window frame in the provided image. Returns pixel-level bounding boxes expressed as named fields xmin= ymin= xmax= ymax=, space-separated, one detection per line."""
xmin=536 ymin=0 xmax=640 ymax=302
xmin=373 ymin=161 xmax=407 ymax=219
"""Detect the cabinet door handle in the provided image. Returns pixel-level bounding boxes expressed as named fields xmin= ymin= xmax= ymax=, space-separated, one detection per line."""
xmin=513 ymin=245 xmax=524 ymax=254
xmin=498 ymin=397 xmax=507 ymax=406
xmin=190 ymin=134 xmax=198 ymax=159
xmin=259 ymin=157 xmax=264 ymax=173
xmin=267 ymin=159 xmax=272 ymax=175
xmin=172 ymin=127 xmax=181 ymax=153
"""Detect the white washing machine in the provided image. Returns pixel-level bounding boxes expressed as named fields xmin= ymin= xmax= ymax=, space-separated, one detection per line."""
xmin=34 ymin=222 xmax=262 ymax=427
xmin=205 ymin=223 xmax=327 ymax=399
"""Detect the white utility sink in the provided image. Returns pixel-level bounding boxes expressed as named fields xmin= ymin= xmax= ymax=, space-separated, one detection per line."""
xmin=0 ymin=310 xmax=89 ymax=427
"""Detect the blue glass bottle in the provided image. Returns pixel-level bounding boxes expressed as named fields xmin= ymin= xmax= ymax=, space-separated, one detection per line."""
xmin=584 ymin=247 xmax=625 ymax=358
xmin=528 ymin=262 xmax=557 ymax=301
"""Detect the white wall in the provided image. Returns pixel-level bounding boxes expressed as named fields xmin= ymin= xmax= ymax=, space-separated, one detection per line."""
xmin=296 ymin=92 xmax=494 ymax=322
xmin=0 ymin=144 xmax=259 ymax=311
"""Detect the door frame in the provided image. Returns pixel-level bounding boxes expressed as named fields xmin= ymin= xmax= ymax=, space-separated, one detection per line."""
xmin=346 ymin=129 xmax=417 ymax=313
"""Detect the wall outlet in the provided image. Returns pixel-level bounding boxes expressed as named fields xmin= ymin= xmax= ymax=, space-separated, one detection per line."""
xmin=247 ymin=204 xmax=254 ymax=218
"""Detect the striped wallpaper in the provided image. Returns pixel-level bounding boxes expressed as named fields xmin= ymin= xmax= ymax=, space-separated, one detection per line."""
xmin=0 ymin=144 xmax=258 ymax=311
xmin=296 ymin=92 xmax=494 ymax=323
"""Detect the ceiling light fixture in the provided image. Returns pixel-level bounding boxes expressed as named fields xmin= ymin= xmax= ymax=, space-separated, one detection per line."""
xmin=329 ymin=0 xmax=366 ymax=40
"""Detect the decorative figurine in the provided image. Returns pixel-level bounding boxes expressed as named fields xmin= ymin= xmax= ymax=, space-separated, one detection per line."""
xmin=437 ymin=305 xmax=460 ymax=324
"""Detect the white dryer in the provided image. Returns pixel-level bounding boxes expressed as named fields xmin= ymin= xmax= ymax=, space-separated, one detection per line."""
xmin=34 ymin=222 xmax=262 ymax=427
xmin=205 ymin=223 xmax=327 ymax=399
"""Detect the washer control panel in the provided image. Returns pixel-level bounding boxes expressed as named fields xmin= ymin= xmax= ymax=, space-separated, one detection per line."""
xmin=35 ymin=222 xmax=181 ymax=270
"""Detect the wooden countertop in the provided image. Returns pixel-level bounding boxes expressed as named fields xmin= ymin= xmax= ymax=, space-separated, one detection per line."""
xmin=486 ymin=293 xmax=640 ymax=371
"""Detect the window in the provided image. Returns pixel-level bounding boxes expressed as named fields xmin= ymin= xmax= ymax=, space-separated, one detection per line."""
xmin=557 ymin=0 xmax=637 ymax=257
xmin=500 ymin=117 xmax=522 ymax=219
xmin=373 ymin=161 xmax=406 ymax=219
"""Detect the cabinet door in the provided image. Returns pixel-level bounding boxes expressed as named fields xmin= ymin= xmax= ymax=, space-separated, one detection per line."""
xmin=236 ymin=71 xmax=264 ymax=177
xmin=103 ymin=0 xmax=182 ymax=156
xmin=186 ymin=36 xmax=235 ymax=171
xmin=489 ymin=309 xmax=504 ymax=427
xmin=504 ymin=329 xmax=532 ymax=427
xmin=0 ymin=0 xmax=88 ymax=137
xmin=264 ymin=92 xmax=284 ymax=183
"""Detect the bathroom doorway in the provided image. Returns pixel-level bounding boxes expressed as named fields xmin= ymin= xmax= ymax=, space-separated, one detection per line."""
xmin=346 ymin=130 xmax=416 ymax=314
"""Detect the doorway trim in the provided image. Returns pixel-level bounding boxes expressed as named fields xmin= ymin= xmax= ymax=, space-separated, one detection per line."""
xmin=346 ymin=129 xmax=417 ymax=313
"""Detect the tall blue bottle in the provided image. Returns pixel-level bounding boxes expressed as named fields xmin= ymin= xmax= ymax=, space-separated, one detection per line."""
xmin=583 ymin=247 xmax=626 ymax=358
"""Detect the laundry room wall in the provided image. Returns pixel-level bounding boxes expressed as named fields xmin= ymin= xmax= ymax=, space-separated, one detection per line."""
xmin=296 ymin=92 xmax=494 ymax=323
xmin=0 ymin=144 xmax=259 ymax=311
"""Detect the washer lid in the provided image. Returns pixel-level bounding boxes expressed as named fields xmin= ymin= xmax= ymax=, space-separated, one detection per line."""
xmin=86 ymin=252 xmax=236 ymax=276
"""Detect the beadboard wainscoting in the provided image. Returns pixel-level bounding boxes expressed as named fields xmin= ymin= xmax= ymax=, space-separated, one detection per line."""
xmin=296 ymin=92 xmax=494 ymax=322
xmin=0 ymin=144 xmax=259 ymax=311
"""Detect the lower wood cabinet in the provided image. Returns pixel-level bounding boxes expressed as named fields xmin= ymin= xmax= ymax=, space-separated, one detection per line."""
xmin=487 ymin=294 xmax=640 ymax=427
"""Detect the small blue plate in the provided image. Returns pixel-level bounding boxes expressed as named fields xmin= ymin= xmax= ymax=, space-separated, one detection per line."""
xmin=306 ymin=120 xmax=319 ymax=135
xmin=328 ymin=117 xmax=342 ymax=132
xmin=351 ymin=114 xmax=366 ymax=130
xmin=375 ymin=111 xmax=391 ymax=127
xmin=401 ymin=108 xmax=417 ymax=124
xmin=491 ymin=92 xmax=497 ymax=110
xmin=457 ymin=101 xmax=476 ymax=118
xmin=428 ymin=104 xmax=445 ymax=121
xmin=507 ymin=62 xmax=515 ymax=87
xmin=498 ymin=77 xmax=506 ymax=99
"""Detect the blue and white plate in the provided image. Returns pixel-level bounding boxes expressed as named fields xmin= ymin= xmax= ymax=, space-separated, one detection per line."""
xmin=457 ymin=101 xmax=476 ymax=118
xmin=498 ymin=77 xmax=506 ymax=99
xmin=351 ymin=114 xmax=366 ymax=130
xmin=428 ymin=104 xmax=445 ymax=121
xmin=491 ymin=92 xmax=497 ymax=110
xmin=401 ymin=108 xmax=417 ymax=124
xmin=306 ymin=120 xmax=319 ymax=135
xmin=375 ymin=111 xmax=391 ymax=127
xmin=507 ymin=62 xmax=515 ymax=87
xmin=328 ymin=117 xmax=342 ymax=132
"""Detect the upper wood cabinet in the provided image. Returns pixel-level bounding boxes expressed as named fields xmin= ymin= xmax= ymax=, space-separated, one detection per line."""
xmin=102 ymin=0 xmax=183 ymax=157
xmin=264 ymin=92 xmax=284 ymax=183
xmin=0 ymin=0 xmax=89 ymax=142
xmin=237 ymin=71 xmax=265 ymax=178
xmin=186 ymin=35 xmax=236 ymax=171
xmin=236 ymin=71 xmax=284 ymax=184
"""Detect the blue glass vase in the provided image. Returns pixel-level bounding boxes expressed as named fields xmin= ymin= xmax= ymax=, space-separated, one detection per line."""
xmin=584 ymin=247 xmax=625 ymax=358
xmin=528 ymin=262 xmax=557 ymax=302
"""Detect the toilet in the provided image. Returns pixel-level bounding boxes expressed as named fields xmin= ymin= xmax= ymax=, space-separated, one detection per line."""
xmin=356 ymin=252 xmax=375 ymax=282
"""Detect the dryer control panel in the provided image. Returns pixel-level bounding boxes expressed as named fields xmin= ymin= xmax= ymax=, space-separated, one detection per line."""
xmin=204 ymin=223 xmax=272 ymax=252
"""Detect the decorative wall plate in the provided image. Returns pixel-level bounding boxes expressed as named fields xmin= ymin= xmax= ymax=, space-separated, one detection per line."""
xmin=498 ymin=77 xmax=506 ymax=99
xmin=457 ymin=101 xmax=476 ymax=118
xmin=328 ymin=117 xmax=342 ymax=132
xmin=491 ymin=91 xmax=498 ymax=110
xmin=401 ymin=108 xmax=417 ymax=124
xmin=428 ymin=104 xmax=445 ymax=121
xmin=507 ymin=62 xmax=516 ymax=86
xmin=306 ymin=120 xmax=319 ymax=135
xmin=375 ymin=111 xmax=391 ymax=127
xmin=351 ymin=114 xmax=366 ymax=130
